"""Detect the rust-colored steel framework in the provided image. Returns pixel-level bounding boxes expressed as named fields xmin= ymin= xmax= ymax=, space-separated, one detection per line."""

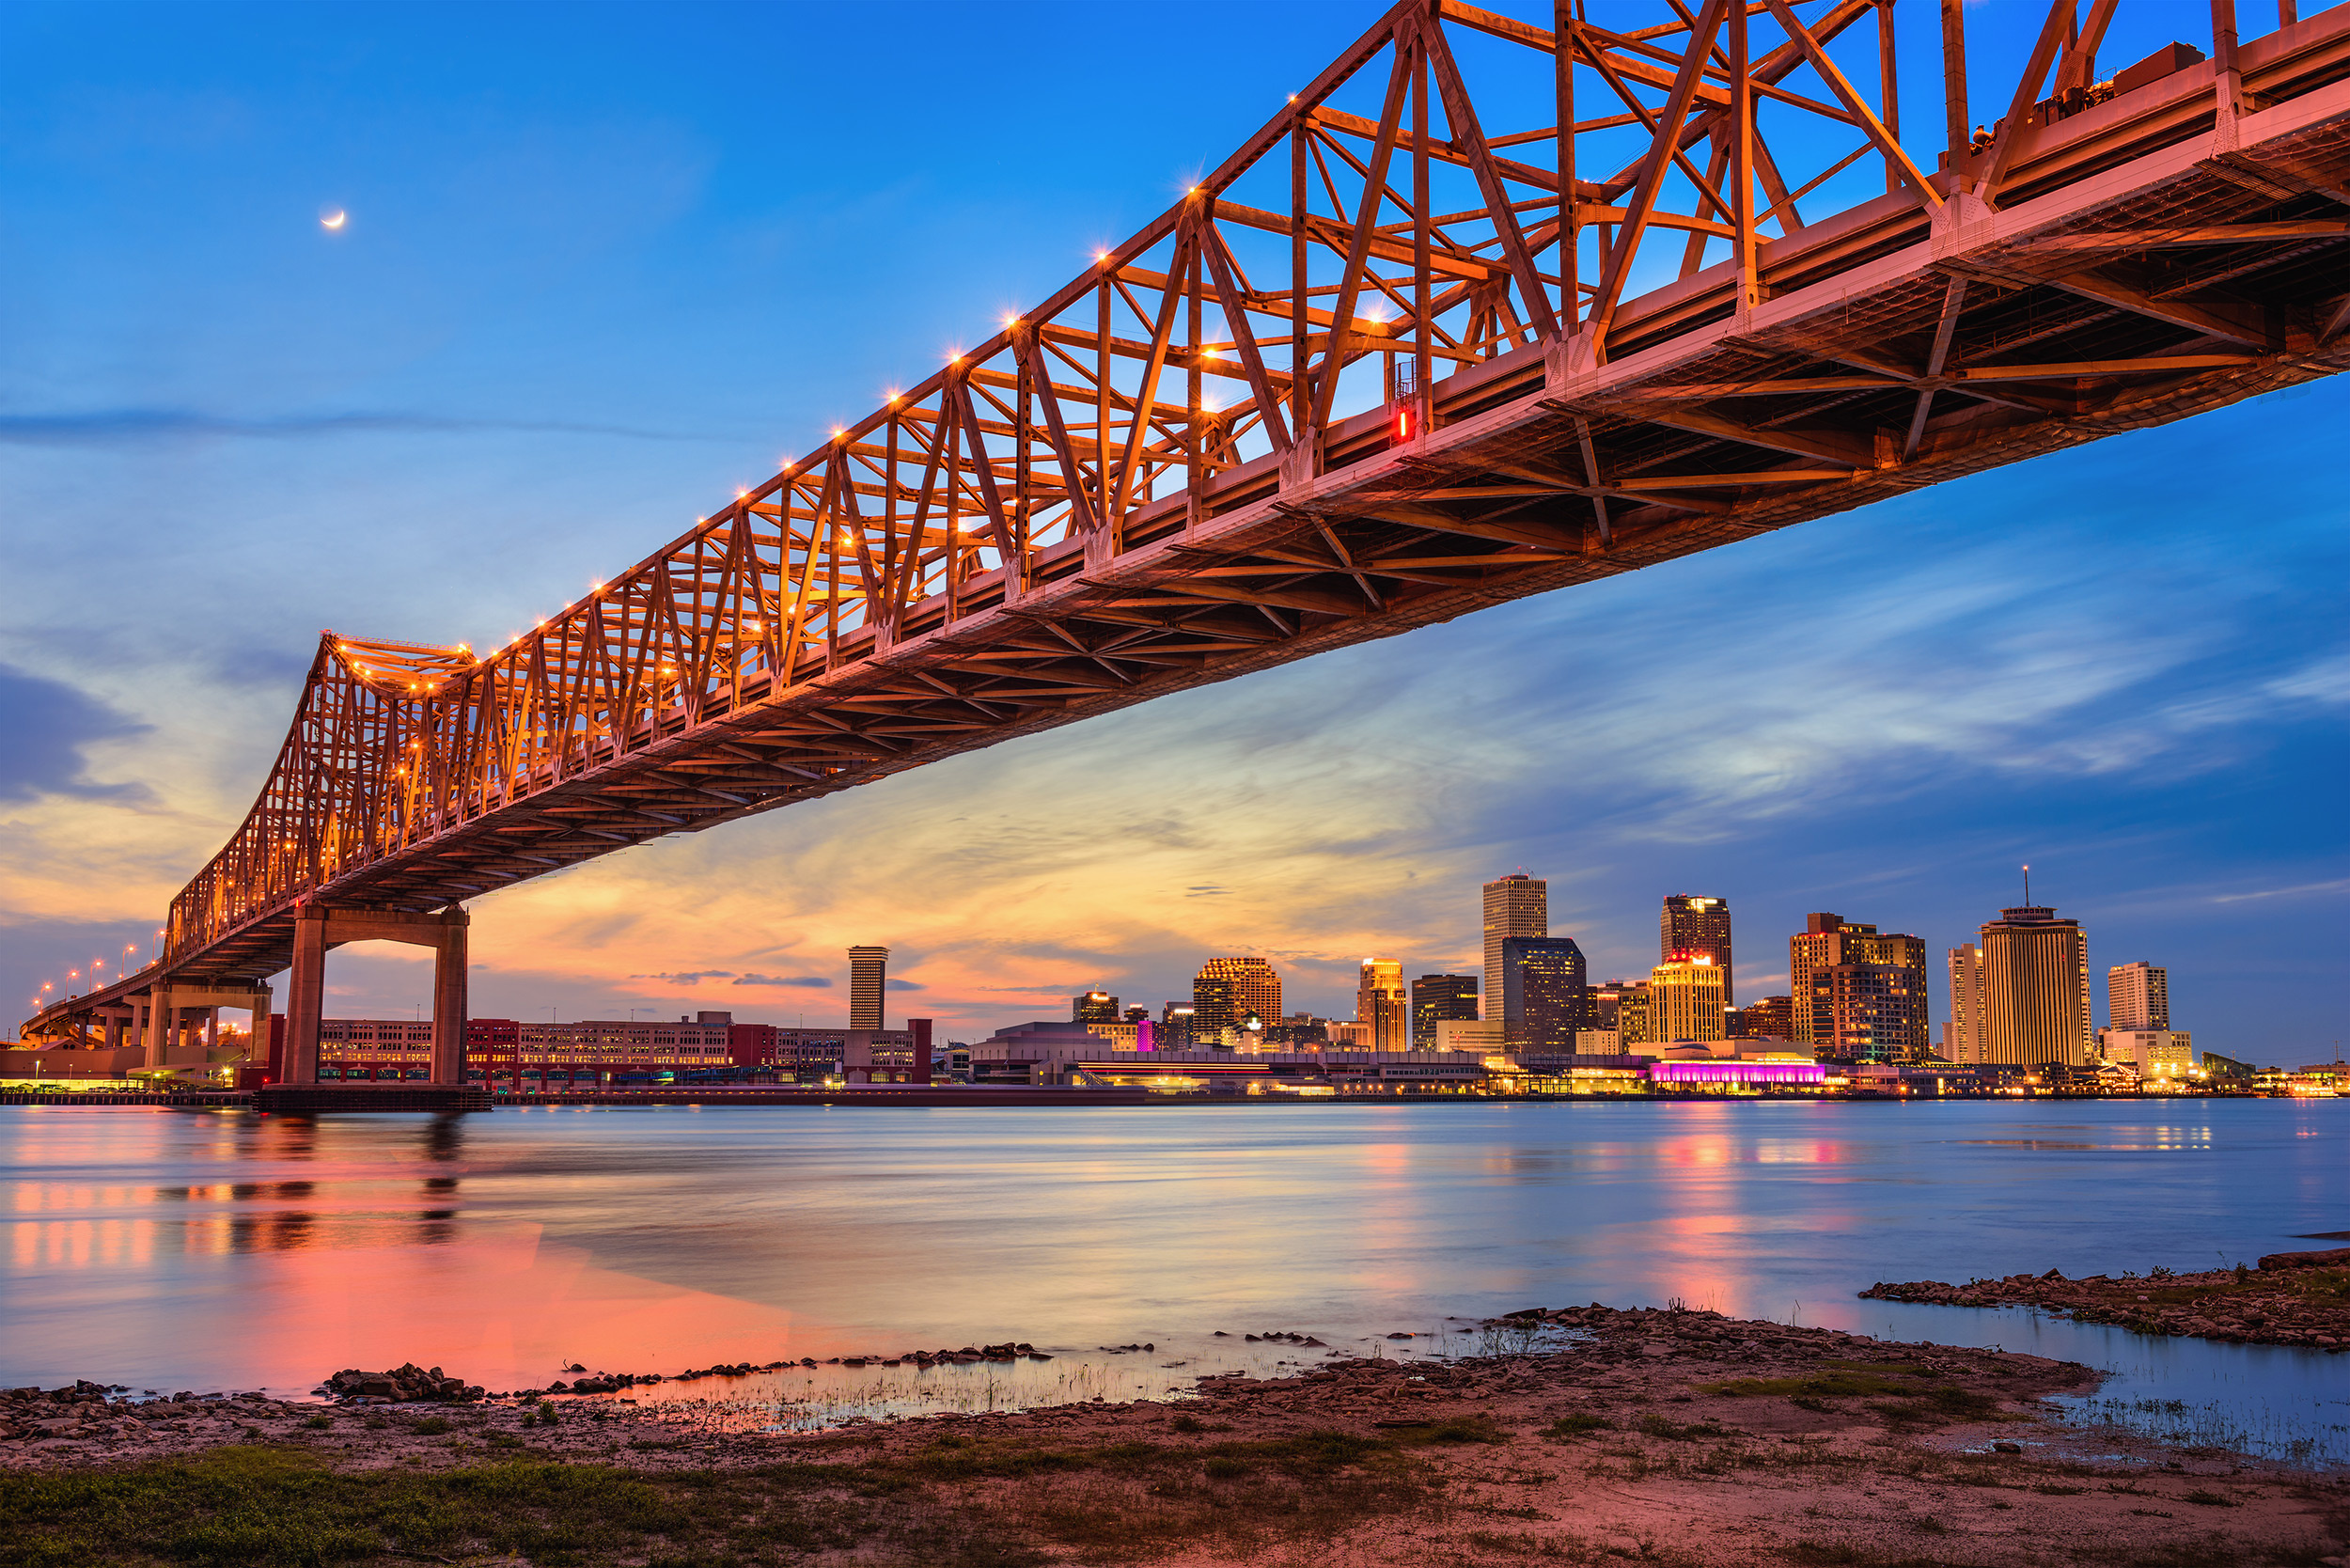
xmin=27 ymin=0 xmax=2350 ymax=1057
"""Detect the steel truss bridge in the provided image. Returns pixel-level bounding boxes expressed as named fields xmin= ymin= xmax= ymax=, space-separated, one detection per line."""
xmin=25 ymin=0 xmax=2350 ymax=1075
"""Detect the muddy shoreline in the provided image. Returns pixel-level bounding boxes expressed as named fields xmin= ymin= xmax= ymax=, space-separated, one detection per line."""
xmin=7 ymin=1305 xmax=2348 ymax=1565
xmin=1863 ymin=1247 xmax=2350 ymax=1351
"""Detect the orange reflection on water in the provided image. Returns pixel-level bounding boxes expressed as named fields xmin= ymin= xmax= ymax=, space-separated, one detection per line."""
xmin=13 ymin=1216 xmax=156 ymax=1270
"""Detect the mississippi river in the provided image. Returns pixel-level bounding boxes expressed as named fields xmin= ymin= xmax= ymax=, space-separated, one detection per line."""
xmin=3 ymin=1098 xmax=2342 ymax=1460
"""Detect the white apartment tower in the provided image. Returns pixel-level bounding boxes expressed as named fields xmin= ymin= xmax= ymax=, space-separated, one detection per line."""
xmin=2108 ymin=962 xmax=2170 ymax=1030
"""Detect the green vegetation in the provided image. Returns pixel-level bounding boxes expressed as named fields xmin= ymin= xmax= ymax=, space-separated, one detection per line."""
xmin=1701 ymin=1370 xmax=1917 ymax=1400
xmin=1540 ymin=1412 xmax=1611 ymax=1438
xmin=0 ymin=1425 xmax=1452 ymax=1568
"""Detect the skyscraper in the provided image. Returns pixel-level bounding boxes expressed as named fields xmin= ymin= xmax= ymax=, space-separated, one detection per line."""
xmin=1073 ymin=992 xmax=1120 ymax=1025
xmin=1356 ymin=960 xmax=1408 ymax=1051
xmin=1980 ymin=906 xmax=2092 ymax=1065
xmin=1650 ymin=959 xmax=1727 ymax=1042
xmin=848 ymin=946 xmax=888 ymax=1029
xmin=1806 ymin=963 xmax=1927 ymax=1063
xmin=1661 ymin=895 xmax=1733 ymax=1003
xmin=2108 ymin=962 xmax=2170 ymax=1029
xmin=1482 ymin=874 xmax=1546 ymax=1017
xmin=1788 ymin=914 xmax=1929 ymax=1055
xmin=1501 ymin=937 xmax=1588 ymax=1049
xmin=1945 ymin=944 xmax=1984 ymax=1062
xmin=1411 ymin=974 xmax=1479 ymax=1050
xmin=1189 ymin=976 xmax=1236 ymax=1044
xmin=1159 ymin=1001 xmax=1198 ymax=1049
xmin=1197 ymin=957 xmax=1281 ymax=1028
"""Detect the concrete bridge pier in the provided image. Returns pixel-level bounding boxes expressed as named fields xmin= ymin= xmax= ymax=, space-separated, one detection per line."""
xmin=140 ymin=982 xmax=274 ymax=1074
xmin=282 ymin=905 xmax=469 ymax=1087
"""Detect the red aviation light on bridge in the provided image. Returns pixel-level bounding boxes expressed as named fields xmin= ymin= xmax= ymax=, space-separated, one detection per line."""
xmin=1392 ymin=405 xmax=1415 ymax=444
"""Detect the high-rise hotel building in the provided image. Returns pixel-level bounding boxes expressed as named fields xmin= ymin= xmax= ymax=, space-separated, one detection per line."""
xmin=1650 ymin=959 xmax=1728 ymax=1042
xmin=1661 ymin=895 xmax=1732 ymax=1003
xmin=1196 ymin=957 xmax=1281 ymax=1037
xmin=849 ymin=946 xmax=889 ymax=1030
xmin=1952 ymin=906 xmax=2092 ymax=1065
xmin=1483 ymin=874 xmax=1547 ymax=1017
xmin=2108 ymin=962 xmax=2169 ymax=1029
xmin=1789 ymin=914 xmax=1929 ymax=1058
xmin=1356 ymin=960 xmax=1409 ymax=1052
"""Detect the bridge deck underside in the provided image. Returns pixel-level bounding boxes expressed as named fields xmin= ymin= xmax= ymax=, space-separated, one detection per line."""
xmin=30 ymin=8 xmax=2350 ymax=1032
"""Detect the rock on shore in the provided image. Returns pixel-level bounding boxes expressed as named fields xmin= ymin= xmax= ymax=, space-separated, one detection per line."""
xmin=1860 ymin=1253 xmax=2350 ymax=1349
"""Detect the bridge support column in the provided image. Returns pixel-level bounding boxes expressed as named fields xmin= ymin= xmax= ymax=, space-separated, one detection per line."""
xmin=144 ymin=989 xmax=176 ymax=1071
xmin=285 ymin=906 xmax=328 ymax=1086
xmin=431 ymin=913 xmax=469 ymax=1087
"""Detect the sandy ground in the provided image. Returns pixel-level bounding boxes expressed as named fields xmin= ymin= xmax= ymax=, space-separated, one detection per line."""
xmin=8 ymin=1307 xmax=2348 ymax=1565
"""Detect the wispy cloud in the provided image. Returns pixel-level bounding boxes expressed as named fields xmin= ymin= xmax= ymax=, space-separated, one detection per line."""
xmin=0 ymin=665 xmax=153 ymax=805
xmin=630 ymin=969 xmax=735 ymax=985
xmin=2212 ymin=879 xmax=2350 ymax=905
xmin=0 ymin=409 xmax=733 ymax=447
xmin=731 ymin=973 xmax=832 ymax=988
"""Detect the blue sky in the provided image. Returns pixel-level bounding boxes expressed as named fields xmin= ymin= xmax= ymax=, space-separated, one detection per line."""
xmin=3 ymin=1 xmax=2343 ymax=1055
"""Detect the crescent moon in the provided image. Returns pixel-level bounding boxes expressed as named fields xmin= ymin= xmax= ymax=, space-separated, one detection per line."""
xmin=321 ymin=210 xmax=347 ymax=230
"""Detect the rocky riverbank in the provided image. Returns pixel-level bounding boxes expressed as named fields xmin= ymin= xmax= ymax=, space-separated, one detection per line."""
xmin=1861 ymin=1246 xmax=2350 ymax=1350
xmin=5 ymin=1308 xmax=2346 ymax=1565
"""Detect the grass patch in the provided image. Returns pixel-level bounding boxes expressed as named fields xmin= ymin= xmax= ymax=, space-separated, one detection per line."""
xmin=409 ymin=1416 xmax=450 ymax=1435
xmin=1540 ymin=1413 xmax=1611 ymax=1438
xmin=1704 ymin=1371 xmax=1915 ymax=1400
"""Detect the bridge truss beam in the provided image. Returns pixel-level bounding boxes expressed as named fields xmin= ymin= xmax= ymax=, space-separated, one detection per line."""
xmin=26 ymin=0 xmax=2350 ymax=1038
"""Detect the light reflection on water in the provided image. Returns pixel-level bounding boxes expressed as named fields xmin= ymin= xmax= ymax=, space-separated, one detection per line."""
xmin=0 ymin=1099 xmax=2342 ymax=1460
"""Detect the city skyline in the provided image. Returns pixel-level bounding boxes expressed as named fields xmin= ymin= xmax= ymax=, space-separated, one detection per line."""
xmin=3 ymin=3 xmax=2344 ymax=1051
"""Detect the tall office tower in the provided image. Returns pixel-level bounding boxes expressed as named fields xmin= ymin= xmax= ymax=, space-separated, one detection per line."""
xmin=1946 ymin=944 xmax=1984 ymax=1062
xmin=1737 ymin=994 xmax=1795 ymax=1041
xmin=1160 ymin=1001 xmax=1198 ymax=1049
xmin=2108 ymin=962 xmax=2170 ymax=1029
xmin=1501 ymin=937 xmax=1589 ymax=1050
xmin=1482 ymin=874 xmax=1547 ymax=1017
xmin=1122 ymin=1006 xmax=1150 ymax=1025
xmin=1196 ymin=957 xmax=1281 ymax=1031
xmin=1980 ymin=905 xmax=2092 ymax=1065
xmin=848 ymin=946 xmax=889 ymax=1029
xmin=1787 ymin=914 xmax=1930 ymax=1056
xmin=1650 ymin=959 xmax=1728 ymax=1041
xmin=1806 ymin=963 xmax=1927 ymax=1063
xmin=1356 ymin=960 xmax=1409 ymax=1051
xmin=1189 ymin=975 xmax=1237 ymax=1043
xmin=1073 ymin=992 xmax=1120 ymax=1025
xmin=1661 ymin=895 xmax=1733 ymax=1003
xmin=1411 ymin=974 xmax=1480 ymax=1050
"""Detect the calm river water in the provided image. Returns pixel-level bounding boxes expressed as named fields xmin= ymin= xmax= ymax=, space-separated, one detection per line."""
xmin=4 ymin=1099 xmax=2344 ymax=1461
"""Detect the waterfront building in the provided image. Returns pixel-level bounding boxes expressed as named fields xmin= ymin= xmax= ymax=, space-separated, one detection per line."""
xmin=1735 ymin=995 xmax=1794 ymax=1041
xmin=446 ymin=1011 xmax=752 ymax=1088
xmin=1433 ymin=1017 xmax=1505 ymax=1053
xmin=1073 ymin=991 xmax=1120 ymax=1025
xmin=1649 ymin=960 xmax=1727 ymax=1043
xmin=1160 ymin=1001 xmax=1198 ymax=1050
xmin=2100 ymin=1027 xmax=2194 ymax=1078
xmin=1411 ymin=974 xmax=1479 ymax=1050
xmin=1501 ymin=936 xmax=1590 ymax=1049
xmin=1324 ymin=1021 xmax=1375 ymax=1049
xmin=1979 ymin=906 xmax=2092 ymax=1065
xmin=1946 ymin=944 xmax=1985 ymax=1061
xmin=1661 ymin=896 xmax=1733 ymax=1003
xmin=1789 ymin=915 xmax=1929 ymax=1054
xmin=2108 ymin=962 xmax=2170 ymax=1029
xmin=1356 ymin=960 xmax=1409 ymax=1051
xmin=1482 ymin=874 xmax=1547 ymax=1017
xmin=1196 ymin=958 xmax=1281 ymax=1035
xmin=1266 ymin=1013 xmax=1330 ymax=1049
xmin=1805 ymin=963 xmax=1926 ymax=1063
xmin=849 ymin=946 xmax=889 ymax=1030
